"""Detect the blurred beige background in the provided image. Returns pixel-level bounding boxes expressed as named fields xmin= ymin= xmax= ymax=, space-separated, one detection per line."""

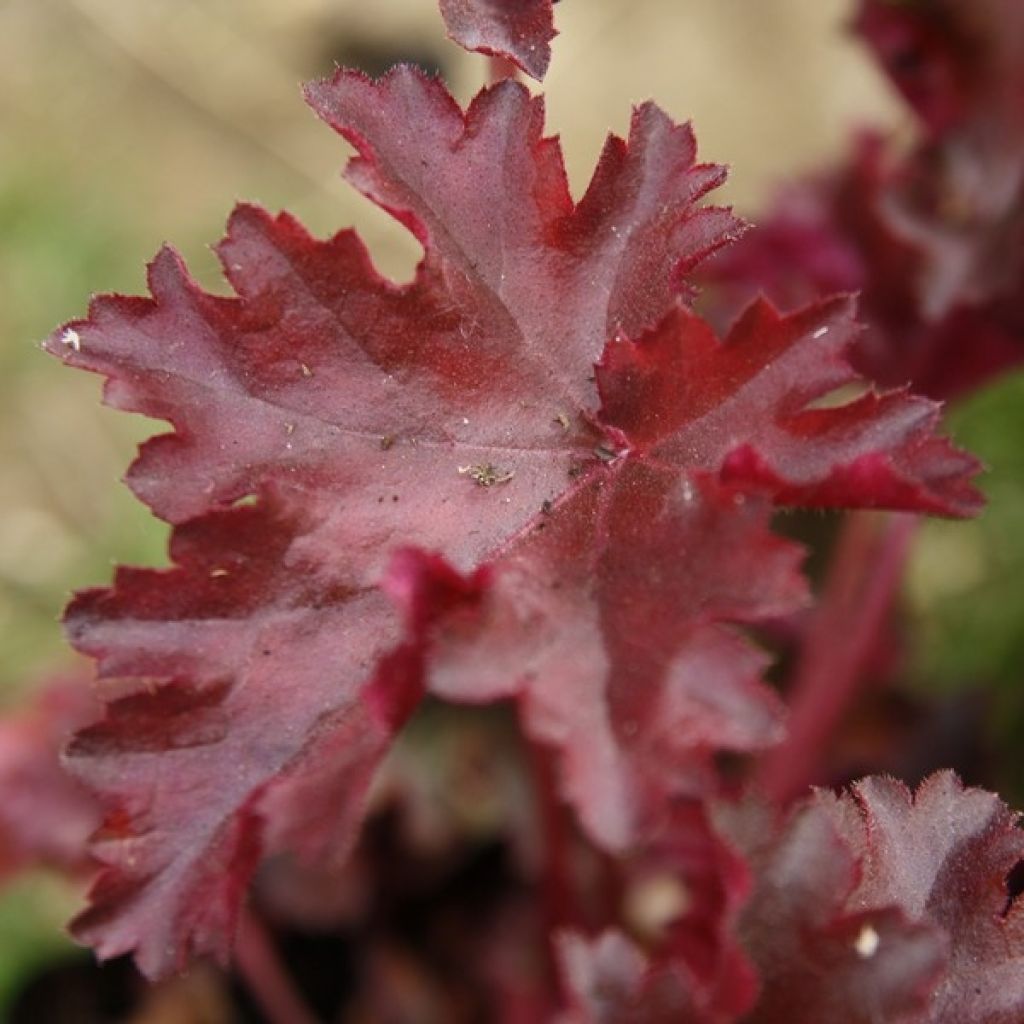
xmin=0 ymin=0 xmax=903 ymax=689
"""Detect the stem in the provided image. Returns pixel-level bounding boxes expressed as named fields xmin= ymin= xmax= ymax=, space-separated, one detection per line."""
xmin=527 ymin=740 xmax=578 ymax=1008
xmin=757 ymin=512 xmax=918 ymax=804
xmin=529 ymin=742 xmax=577 ymax=934
xmin=236 ymin=907 xmax=320 ymax=1024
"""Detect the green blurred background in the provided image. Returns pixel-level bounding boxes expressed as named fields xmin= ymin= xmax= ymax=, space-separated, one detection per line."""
xmin=1 ymin=0 xmax=1022 ymax=1014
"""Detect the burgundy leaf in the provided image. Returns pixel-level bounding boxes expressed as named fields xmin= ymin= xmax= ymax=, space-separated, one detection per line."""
xmin=0 ymin=675 xmax=100 ymax=882
xmin=45 ymin=65 xmax=979 ymax=978
xmin=857 ymin=0 xmax=1024 ymax=340
xmin=596 ymin=295 xmax=980 ymax=515
xmin=821 ymin=772 xmax=1024 ymax=1024
xmin=720 ymin=794 xmax=946 ymax=1024
xmin=622 ymin=799 xmax=758 ymax=1019
xmin=389 ymin=471 xmax=804 ymax=851
xmin=698 ymin=0 xmax=1024 ymax=401
xmin=64 ymin=505 xmax=400 ymax=976
xmin=439 ymin=0 xmax=557 ymax=80
xmin=44 ymin=68 xmax=742 ymax=978
xmin=557 ymin=930 xmax=700 ymax=1024
xmin=856 ymin=0 xmax=1024 ymax=140
xmin=304 ymin=68 xmax=740 ymax=385
xmin=560 ymin=777 xmax=1007 ymax=1023
xmin=701 ymin=135 xmax=1024 ymax=402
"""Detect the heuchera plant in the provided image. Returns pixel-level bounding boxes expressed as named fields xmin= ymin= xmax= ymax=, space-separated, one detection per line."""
xmin=7 ymin=0 xmax=1024 ymax=1019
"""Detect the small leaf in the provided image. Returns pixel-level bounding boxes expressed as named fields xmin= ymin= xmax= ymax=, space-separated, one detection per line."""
xmin=439 ymin=0 xmax=557 ymax=80
xmin=821 ymin=771 xmax=1024 ymax=1023
xmin=719 ymin=793 xmax=946 ymax=1024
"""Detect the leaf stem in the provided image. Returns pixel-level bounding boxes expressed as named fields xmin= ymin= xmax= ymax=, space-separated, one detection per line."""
xmin=528 ymin=740 xmax=578 ymax=999
xmin=236 ymin=907 xmax=320 ymax=1024
xmin=757 ymin=512 xmax=918 ymax=804
xmin=533 ymin=744 xmax=577 ymax=926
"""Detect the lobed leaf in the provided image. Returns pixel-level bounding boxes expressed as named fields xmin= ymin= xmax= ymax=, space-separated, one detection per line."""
xmin=724 ymin=796 xmax=945 ymax=1024
xmin=46 ymin=66 xmax=980 ymax=977
xmin=821 ymin=772 xmax=1024 ymax=1024
xmin=392 ymin=471 xmax=804 ymax=851
xmin=561 ymin=774 xmax=1024 ymax=1022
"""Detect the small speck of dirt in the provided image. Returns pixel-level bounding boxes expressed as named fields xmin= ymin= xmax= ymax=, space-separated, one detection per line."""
xmin=458 ymin=463 xmax=515 ymax=487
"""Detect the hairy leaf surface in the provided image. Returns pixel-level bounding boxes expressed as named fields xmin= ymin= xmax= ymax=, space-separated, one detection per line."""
xmin=47 ymin=66 xmax=980 ymax=976
xmin=564 ymin=777 xmax=1001 ymax=1023
xmin=822 ymin=772 xmax=1024 ymax=1024
xmin=725 ymin=796 xmax=945 ymax=1023
xmin=439 ymin=0 xmax=557 ymax=79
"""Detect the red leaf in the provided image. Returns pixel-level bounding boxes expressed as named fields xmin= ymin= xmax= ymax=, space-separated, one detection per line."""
xmin=706 ymin=0 xmax=1024 ymax=405
xmin=623 ymin=800 xmax=758 ymax=1018
xmin=562 ymin=776 xmax=1022 ymax=1022
xmin=390 ymin=471 xmax=804 ymax=851
xmin=701 ymin=135 xmax=1024 ymax=402
xmin=596 ymin=296 xmax=980 ymax=515
xmin=304 ymin=68 xmax=739 ymax=370
xmin=855 ymin=0 xmax=1024 ymax=140
xmin=0 ymin=675 xmax=100 ymax=882
xmin=820 ymin=771 xmax=1024 ymax=1023
xmin=856 ymin=0 xmax=1024 ymax=358
xmin=46 ymin=66 xmax=979 ymax=977
xmin=720 ymin=794 xmax=947 ymax=1024
xmin=46 ymin=68 xmax=741 ymax=978
xmin=439 ymin=0 xmax=557 ymax=80
xmin=562 ymin=775 xmax=1014 ymax=1023
xmin=557 ymin=930 xmax=699 ymax=1023
xmin=64 ymin=505 xmax=399 ymax=976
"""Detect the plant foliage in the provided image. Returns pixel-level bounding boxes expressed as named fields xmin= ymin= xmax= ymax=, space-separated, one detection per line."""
xmin=7 ymin=0 xmax=1024 ymax=1019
